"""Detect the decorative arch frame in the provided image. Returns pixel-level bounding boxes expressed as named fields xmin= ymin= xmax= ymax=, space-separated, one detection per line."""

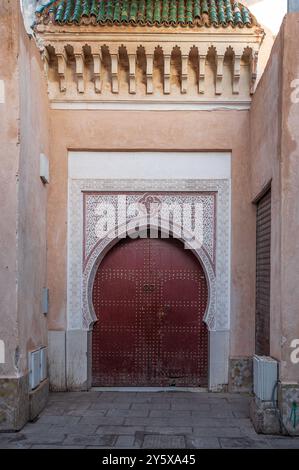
xmin=83 ymin=218 xmax=216 ymax=331
xmin=67 ymin=174 xmax=231 ymax=390
xmin=67 ymin=178 xmax=230 ymax=333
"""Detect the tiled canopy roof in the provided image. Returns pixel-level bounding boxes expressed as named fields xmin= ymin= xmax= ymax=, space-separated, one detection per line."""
xmin=35 ymin=0 xmax=257 ymax=28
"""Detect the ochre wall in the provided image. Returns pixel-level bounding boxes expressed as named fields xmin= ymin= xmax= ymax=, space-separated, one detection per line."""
xmin=250 ymin=14 xmax=299 ymax=383
xmin=17 ymin=12 xmax=50 ymax=373
xmin=0 ymin=1 xmax=20 ymax=377
xmin=0 ymin=1 xmax=49 ymax=378
xmin=279 ymin=14 xmax=299 ymax=383
xmin=250 ymin=24 xmax=283 ymax=365
xmin=47 ymin=108 xmax=256 ymax=358
xmin=3 ymin=3 xmax=297 ymax=387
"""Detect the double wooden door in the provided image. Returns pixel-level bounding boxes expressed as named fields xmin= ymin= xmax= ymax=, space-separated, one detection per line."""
xmin=92 ymin=236 xmax=208 ymax=387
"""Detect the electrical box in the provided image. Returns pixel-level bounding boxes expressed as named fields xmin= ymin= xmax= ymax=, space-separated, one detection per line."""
xmin=28 ymin=349 xmax=41 ymax=390
xmin=253 ymin=355 xmax=278 ymax=402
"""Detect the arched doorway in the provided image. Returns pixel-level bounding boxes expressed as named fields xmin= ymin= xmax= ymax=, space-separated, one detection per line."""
xmin=92 ymin=235 xmax=208 ymax=387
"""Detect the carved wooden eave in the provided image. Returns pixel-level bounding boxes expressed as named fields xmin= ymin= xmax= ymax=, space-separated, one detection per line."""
xmin=35 ymin=23 xmax=264 ymax=108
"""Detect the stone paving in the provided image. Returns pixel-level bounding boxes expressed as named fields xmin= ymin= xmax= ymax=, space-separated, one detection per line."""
xmin=1 ymin=391 xmax=299 ymax=449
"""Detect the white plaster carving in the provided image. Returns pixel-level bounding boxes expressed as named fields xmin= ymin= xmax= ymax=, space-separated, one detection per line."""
xmin=84 ymin=193 xmax=215 ymax=264
xmin=67 ymin=179 xmax=230 ymax=334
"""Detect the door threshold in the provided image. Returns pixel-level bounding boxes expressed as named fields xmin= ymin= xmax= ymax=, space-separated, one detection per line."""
xmin=91 ymin=387 xmax=208 ymax=393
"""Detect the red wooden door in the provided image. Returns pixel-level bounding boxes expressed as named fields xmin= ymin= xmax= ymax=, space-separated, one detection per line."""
xmin=92 ymin=237 xmax=208 ymax=387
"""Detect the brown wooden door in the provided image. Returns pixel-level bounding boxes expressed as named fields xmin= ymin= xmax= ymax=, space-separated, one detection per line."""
xmin=92 ymin=236 xmax=208 ymax=387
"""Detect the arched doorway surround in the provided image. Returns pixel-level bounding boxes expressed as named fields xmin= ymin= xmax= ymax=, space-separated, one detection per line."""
xmin=84 ymin=218 xmax=216 ymax=333
xmin=91 ymin=231 xmax=210 ymax=387
xmin=66 ymin=174 xmax=231 ymax=391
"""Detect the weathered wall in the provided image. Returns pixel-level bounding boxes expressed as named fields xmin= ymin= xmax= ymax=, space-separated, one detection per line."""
xmin=0 ymin=1 xmax=21 ymax=379
xmin=250 ymin=23 xmax=283 ymax=364
xmin=0 ymin=1 xmax=49 ymax=429
xmin=250 ymin=14 xmax=299 ymax=385
xmin=47 ymin=108 xmax=256 ymax=363
xmin=249 ymin=15 xmax=299 ymax=433
xmin=17 ymin=9 xmax=50 ymax=374
xmin=279 ymin=14 xmax=299 ymax=384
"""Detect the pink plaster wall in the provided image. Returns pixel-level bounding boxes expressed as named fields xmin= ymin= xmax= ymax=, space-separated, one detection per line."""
xmin=47 ymin=109 xmax=256 ymax=358
xmin=250 ymin=25 xmax=283 ymax=364
xmin=0 ymin=2 xmax=297 ymax=393
xmin=279 ymin=14 xmax=299 ymax=383
xmin=0 ymin=1 xmax=50 ymax=377
xmin=0 ymin=1 xmax=20 ymax=377
xmin=17 ymin=12 xmax=50 ymax=373
xmin=250 ymin=14 xmax=299 ymax=383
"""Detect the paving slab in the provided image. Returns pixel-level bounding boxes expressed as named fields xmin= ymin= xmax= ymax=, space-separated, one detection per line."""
xmin=171 ymin=402 xmax=211 ymax=411
xmin=142 ymin=434 xmax=186 ymax=449
xmin=186 ymin=437 xmax=221 ymax=449
xmin=80 ymin=416 xmax=125 ymax=426
xmin=145 ymin=426 xmax=193 ymax=435
xmin=37 ymin=415 xmax=81 ymax=425
xmin=106 ymin=409 xmax=149 ymax=418
xmin=219 ymin=437 xmax=271 ymax=449
xmin=31 ymin=445 xmax=86 ymax=449
xmin=50 ymin=424 xmax=99 ymax=435
xmin=89 ymin=402 xmax=131 ymax=410
xmin=131 ymin=403 xmax=171 ymax=410
xmin=95 ymin=425 xmax=145 ymax=435
xmin=20 ymin=433 xmax=67 ymax=445
xmin=266 ymin=438 xmax=299 ymax=449
xmin=63 ymin=434 xmax=116 ymax=447
xmin=149 ymin=410 xmax=192 ymax=418
xmin=0 ymin=443 xmax=33 ymax=449
xmin=115 ymin=435 xmax=136 ymax=448
xmin=1 ymin=390 xmax=299 ymax=449
xmin=192 ymin=427 xmax=242 ymax=438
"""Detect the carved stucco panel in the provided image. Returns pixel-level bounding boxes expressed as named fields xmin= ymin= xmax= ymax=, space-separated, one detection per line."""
xmin=67 ymin=179 xmax=230 ymax=332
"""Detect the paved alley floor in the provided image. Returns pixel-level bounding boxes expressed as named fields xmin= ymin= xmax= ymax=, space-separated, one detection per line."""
xmin=1 ymin=391 xmax=299 ymax=449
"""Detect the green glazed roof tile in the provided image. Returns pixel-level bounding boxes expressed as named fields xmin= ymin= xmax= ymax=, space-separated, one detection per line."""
xmin=201 ymin=0 xmax=209 ymax=15
xmin=130 ymin=0 xmax=138 ymax=22
xmin=177 ymin=0 xmax=185 ymax=24
xmin=97 ymin=0 xmax=106 ymax=21
xmin=169 ymin=0 xmax=177 ymax=24
xmin=82 ymin=0 xmax=90 ymax=16
xmin=113 ymin=0 xmax=121 ymax=21
xmin=106 ymin=0 xmax=114 ymax=20
xmin=55 ymin=1 xmax=65 ymax=22
xmin=137 ymin=0 xmax=146 ymax=22
xmin=232 ymin=1 xmax=242 ymax=24
xmin=154 ymin=0 xmax=161 ymax=23
xmin=186 ymin=0 xmax=193 ymax=23
xmin=146 ymin=0 xmax=154 ymax=22
xmin=90 ymin=0 xmax=99 ymax=16
xmin=193 ymin=0 xmax=201 ymax=19
xmin=241 ymin=6 xmax=251 ymax=25
xmin=209 ymin=0 xmax=218 ymax=25
xmin=35 ymin=0 xmax=258 ymax=29
xmin=217 ymin=0 xmax=225 ymax=24
xmin=72 ymin=0 xmax=83 ymax=23
xmin=162 ymin=0 xmax=169 ymax=23
xmin=120 ymin=0 xmax=129 ymax=21
xmin=224 ymin=0 xmax=234 ymax=23
xmin=63 ymin=0 xmax=73 ymax=22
